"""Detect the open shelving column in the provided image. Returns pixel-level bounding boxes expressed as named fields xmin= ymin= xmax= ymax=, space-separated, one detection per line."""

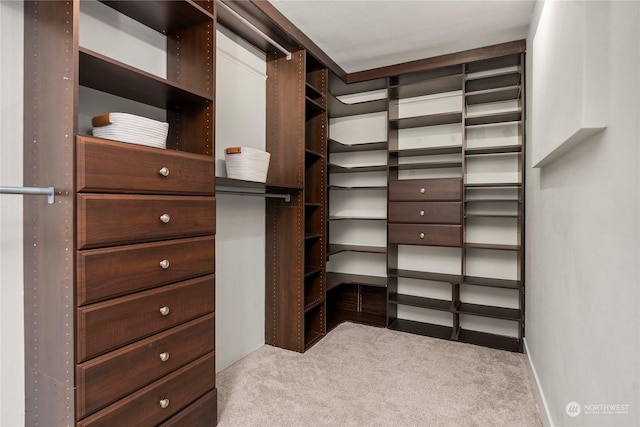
xmin=326 ymin=75 xmax=389 ymax=331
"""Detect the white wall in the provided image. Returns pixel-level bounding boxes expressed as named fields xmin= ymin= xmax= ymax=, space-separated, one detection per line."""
xmin=525 ymin=1 xmax=640 ymax=426
xmin=0 ymin=1 xmax=25 ymax=425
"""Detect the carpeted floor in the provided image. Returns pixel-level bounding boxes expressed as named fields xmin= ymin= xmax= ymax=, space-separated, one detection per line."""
xmin=217 ymin=322 xmax=542 ymax=426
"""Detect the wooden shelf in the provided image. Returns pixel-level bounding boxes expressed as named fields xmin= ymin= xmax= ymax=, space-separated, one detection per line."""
xmin=389 ymin=293 xmax=451 ymax=312
xmin=304 ymin=296 xmax=324 ymax=312
xmin=305 ymin=82 xmax=325 ymax=105
xmin=328 ymin=139 xmax=388 ymax=153
xmin=458 ymin=329 xmax=521 ymax=352
xmin=306 ymin=96 xmax=326 ymax=116
xmin=328 ymin=244 xmax=386 ymax=256
xmin=389 ymin=145 xmax=462 ymax=157
xmin=305 ymin=148 xmax=324 ymax=159
xmin=305 ymin=266 xmax=322 ymax=277
xmin=465 ymin=144 xmax=522 ymax=155
xmin=329 ymin=185 xmax=387 ymax=190
xmin=465 ymin=86 xmax=521 ymax=105
xmin=327 ymin=309 xmax=386 ymax=331
xmin=389 ymin=112 xmax=462 ymax=129
xmin=216 ymin=177 xmax=303 ymax=191
xmin=388 ymin=319 xmax=453 ymax=340
xmin=328 ymin=216 xmax=386 ymax=221
xmin=465 ymin=242 xmax=521 ymax=251
xmin=388 ymin=268 xmax=462 ymax=284
xmin=326 ymin=272 xmax=387 ymax=291
xmin=388 ymin=74 xmax=462 ymax=99
xmin=456 ymin=302 xmax=520 ymax=321
xmin=464 ymin=182 xmax=522 ymax=188
xmin=328 ymin=163 xmax=387 ymax=173
xmin=465 ymin=110 xmax=522 ymax=126
xmin=465 ymin=71 xmax=521 ymax=92
xmin=465 ymin=197 xmax=522 ymax=203
xmin=101 ymin=1 xmax=214 ymax=33
xmin=465 ymin=213 xmax=520 ymax=219
xmin=305 ymin=233 xmax=323 ymax=240
xmin=388 ymin=159 xmax=462 ymax=170
xmin=79 ymin=48 xmax=213 ymax=109
xmin=328 ymin=94 xmax=387 ymax=118
xmin=462 ymin=275 xmax=522 ymax=290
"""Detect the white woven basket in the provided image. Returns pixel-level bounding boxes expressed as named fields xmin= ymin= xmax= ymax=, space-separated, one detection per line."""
xmin=224 ymin=147 xmax=271 ymax=182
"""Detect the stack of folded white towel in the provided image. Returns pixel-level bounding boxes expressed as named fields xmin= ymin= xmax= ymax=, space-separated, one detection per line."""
xmin=92 ymin=112 xmax=169 ymax=149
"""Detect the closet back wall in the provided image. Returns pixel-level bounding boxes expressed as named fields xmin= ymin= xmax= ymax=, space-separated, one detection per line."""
xmin=215 ymin=27 xmax=267 ymax=372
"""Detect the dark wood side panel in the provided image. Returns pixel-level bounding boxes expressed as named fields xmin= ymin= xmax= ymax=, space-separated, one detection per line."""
xmin=77 ymin=236 xmax=215 ymax=305
xmin=77 ymin=353 xmax=216 ymax=427
xmin=77 ymin=194 xmax=216 ymax=249
xmin=23 ymin=1 xmax=78 ymax=425
xmin=159 ymin=389 xmax=217 ymax=427
xmin=77 ymin=276 xmax=215 ymax=362
xmin=76 ymin=136 xmax=215 ymax=195
xmin=76 ymin=314 xmax=215 ymax=419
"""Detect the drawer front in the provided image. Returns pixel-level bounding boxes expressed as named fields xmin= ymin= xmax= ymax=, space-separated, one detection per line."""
xmin=77 ymin=275 xmax=214 ymax=362
xmin=77 ymin=353 xmax=215 ymax=427
xmin=76 ymin=314 xmax=215 ymax=419
xmin=389 ymin=202 xmax=462 ymax=224
xmin=77 ymin=236 xmax=215 ymax=305
xmin=159 ymin=389 xmax=217 ymax=427
xmin=388 ymin=178 xmax=462 ymax=201
xmin=77 ymin=136 xmax=215 ymax=195
xmin=388 ymin=224 xmax=462 ymax=247
xmin=77 ymin=194 xmax=216 ymax=250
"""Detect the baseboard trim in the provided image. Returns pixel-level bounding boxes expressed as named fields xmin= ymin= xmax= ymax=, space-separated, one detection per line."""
xmin=523 ymin=338 xmax=554 ymax=427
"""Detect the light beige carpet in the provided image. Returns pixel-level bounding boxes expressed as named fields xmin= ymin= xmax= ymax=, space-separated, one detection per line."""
xmin=217 ymin=322 xmax=542 ymax=426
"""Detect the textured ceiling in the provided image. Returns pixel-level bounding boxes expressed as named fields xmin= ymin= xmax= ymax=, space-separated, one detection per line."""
xmin=270 ymin=0 xmax=535 ymax=73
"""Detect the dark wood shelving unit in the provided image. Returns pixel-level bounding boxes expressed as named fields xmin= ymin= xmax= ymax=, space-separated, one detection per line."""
xmin=388 ymin=74 xmax=462 ymax=99
xmin=457 ymin=328 xmax=520 ymax=353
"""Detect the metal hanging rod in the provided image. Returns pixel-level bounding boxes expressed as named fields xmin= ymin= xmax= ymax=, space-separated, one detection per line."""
xmin=216 ymin=0 xmax=292 ymax=60
xmin=217 ymin=190 xmax=290 ymax=203
xmin=0 ymin=186 xmax=55 ymax=204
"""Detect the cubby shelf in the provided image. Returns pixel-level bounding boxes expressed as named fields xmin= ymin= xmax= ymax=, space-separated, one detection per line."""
xmin=465 ymin=71 xmax=522 ymax=92
xmin=328 ymin=163 xmax=387 ymax=173
xmin=465 ymin=213 xmax=520 ymax=218
xmin=327 ymin=309 xmax=386 ymax=330
xmin=304 ymin=297 xmax=325 ymax=312
xmin=329 ymin=185 xmax=387 ymax=190
xmin=328 ymin=244 xmax=387 ymax=256
xmin=305 ymin=233 xmax=323 ymax=240
xmin=464 ymin=182 xmax=522 ymax=188
xmin=389 ymin=112 xmax=462 ymax=129
xmin=389 ymin=145 xmax=462 ymax=157
xmin=465 ymin=110 xmax=522 ymax=126
xmin=100 ymin=0 xmax=214 ymax=33
xmin=306 ymin=148 xmax=324 ymax=159
xmin=328 ymin=94 xmax=387 ymax=118
xmin=328 ymin=139 xmax=388 ymax=153
xmin=389 ymin=293 xmax=452 ymax=312
xmin=326 ymin=272 xmax=387 ymax=291
xmin=306 ymin=97 xmax=326 ymax=116
xmin=465 ymin=85 xmax=521 ymax=105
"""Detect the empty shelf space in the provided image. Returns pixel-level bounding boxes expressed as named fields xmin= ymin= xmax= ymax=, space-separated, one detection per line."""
xmin=464 ymin=243 xmax=521 ymax=251
xmin=100 ymin=1 xmax=214 ymax=33
xmin=328 ymin=139 xmax=388 ymax=153
xmin=304 ymin=296 xmax=325 ymax=312
xmin=388 ymin=74 xmax=463 ymax=99
xmin=388 ymin=269 xmax=462 ymax=284
xmin=455 ymin=302 xmax=520 ymax=321
xmin=464 ymin=213 xmax=520 ymax=218
xmin=465 ymin=145 xmax=522 ymax=155
xmin=465 ymin=71 xmax=522 ymax=92
xmin=328 ymin=215 xmax=387 ymax=221
xmin=388 ymin=159 xmax=462 ymax=170
xmin=465 ymin=86 xmax=521 ymax=105
xmin=389 ymin=293 xmax=451 ymax=312
xmin=216 ymin=177 xmax=303 ymax=191
xmin=464 ymin=182 xmax=522 ymax=189
xmin=462 ymin=275 xmax=522 ymax=290
xmin=79 ymin=48 xmax=213 ymax=108
xmin=326 ymin=272 xmax=387 ymax=291
xmin=390 ymin=112 xmax=462 ymax=129
xmin=389 ymin=145 xmax=462 ymax=157
xmin=328 ymin=94 xmax=387 ymax=118
xmin=465 ymin=110 xmax=522 ymax=126
xmin=305 ymin=82 xmax=325 ymax=102
xmin=457 ymin=329 xmax=521 ymax=353
xmin=388 ymin=319 xmax=453 ymax=340
xmin=465 ymin=197 xmax=522 ymax=203
xmin=328 ymin=244 xmax=386 ymax=256
xmin=305 ymin=266 xmax=323 ymax=277
xmin=328 ymin=164 xmax=387 ymax=173
xmin=329 ymin=185 xmax=387 ymax=190
xmin=306 ymin=96 xmax=326 ymax=115
xmin=327 ymin=309 xmax=386 ymax=330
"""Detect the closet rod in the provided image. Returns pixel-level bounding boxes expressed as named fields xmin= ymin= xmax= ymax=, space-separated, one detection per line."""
xmin=217 ymin=190 xmax=291 ymax=202
xmin=216 ymin=0 xmax=292 ymax=60
xmin=0 ymin=186 xmax=55 ymax=204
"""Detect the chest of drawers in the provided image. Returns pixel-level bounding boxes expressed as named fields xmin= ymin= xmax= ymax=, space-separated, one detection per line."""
xmin=75 ymin=136 xmax=216 ymax=425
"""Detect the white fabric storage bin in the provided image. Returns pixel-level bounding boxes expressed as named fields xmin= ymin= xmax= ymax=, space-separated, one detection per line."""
xmin=224 ymin=147 xmax=271 ymax=182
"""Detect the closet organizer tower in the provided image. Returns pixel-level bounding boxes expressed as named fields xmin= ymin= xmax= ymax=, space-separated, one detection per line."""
xmin=24 ymin=1 xmax=217 ymax=425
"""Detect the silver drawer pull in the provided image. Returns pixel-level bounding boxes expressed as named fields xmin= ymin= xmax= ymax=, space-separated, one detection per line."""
xmin=419 ymin=233 xmax=425 ymax=239
xmin=159 ymin=259 xmax=170 ymax=269
xmin=419 ymin=210 xmax=425 ymax=216
xmin=159 ymin=167 xmax=170 ymax=177
xmin=159 ymin=352 xmax=170 ymax=362
xmin=420 ymin=188 xmax=426 ymax=194
xmin=160 ymin=213 xmax=170 ymax=223
xmin=159 ymin=306 xmax=170 ymax=316
xmin=159 ymin=399 xmax=170 ymax=409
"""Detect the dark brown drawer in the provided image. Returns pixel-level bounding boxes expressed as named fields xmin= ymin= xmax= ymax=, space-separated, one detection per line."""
xmin=388 ymin=224 xmax=462 ymax=247
xmin=76 ymin=314 xmax=215 ymax=419
xmin=77 ymin=194 xmax=216 ymax=250
xmin=77 ymin=236 xmax=215 ymax=305
xmin=388 ymin=178 xmax=462 ymax=201
xmin=77 ymin=136 xmax=215 ymax=195
xmin=389 ymin=202 xmax=461 ymax=224
xmin=159 ymin=389 xmax=217 ymax=427
xmin=77 ymin=353 xmax=215 ymax=427
xmin=77 ymin=275 xmax=214 ymax=362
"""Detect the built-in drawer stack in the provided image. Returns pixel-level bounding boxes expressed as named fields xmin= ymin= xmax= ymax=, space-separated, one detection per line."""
xmin=75 ymin=136 xmax=216 ymax=425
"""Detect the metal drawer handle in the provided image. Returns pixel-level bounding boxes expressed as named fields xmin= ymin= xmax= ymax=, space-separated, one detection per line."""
xmin=159 ymin=399 xmax=170 ymax=409
xmin=159 ymin=167 xmax=170 ymax=177
xmin=420 ymin=233 xmax=425 ymax=239
xmin=420 ymin=188 xmax=426 ymax=194
xmin=159 ymin=306 xmax=170 ymax=316
xmin=420 ymin=210 xmax=425 ymax=216
xmin=160 ymin=213 xmax=170 ymax=223
xmin=159 ymin=259 xmax=170 ymax=269
xmin=159 ymin=352 xmax=170 ymax=362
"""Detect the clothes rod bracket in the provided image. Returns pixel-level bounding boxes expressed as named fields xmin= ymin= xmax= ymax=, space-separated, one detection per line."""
xmin=216 ymin=0 xmax=292 ymax=60
xmin=0 ymin=186 xmax=55 ymax=204
xmin=217 ymin=190 xmax=290 ymax=203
